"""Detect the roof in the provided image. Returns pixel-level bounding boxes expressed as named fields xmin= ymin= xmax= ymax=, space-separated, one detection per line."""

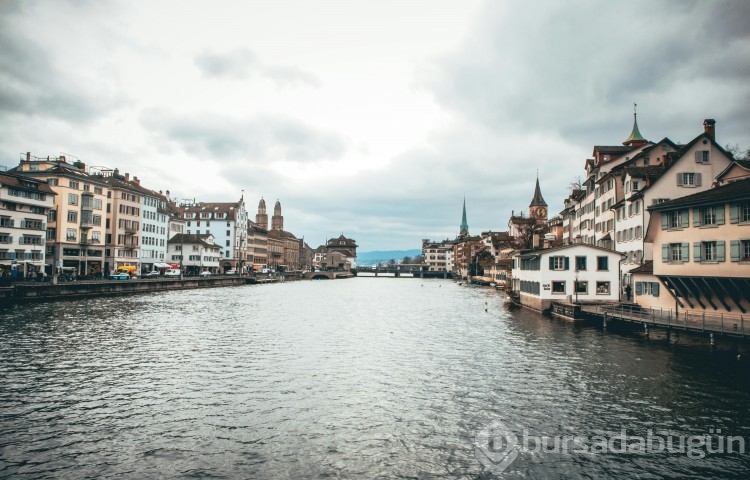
xmin=623 ymin=112 xmax=646 ymax=145
xmin=327 ymin=234 xmax=357 ymax=247
xmin=0 ymin=172 xmax=57 ymax=195
xmin=529 ymin=177 xmax=547 ymax=207
xmin=716 ymin=159 xmax=750 ymax=182
xmin=169 ymin=233 xmax=220 ymax=248
xmin=267 ymin=229 xmax=298 ymax=240
xmin=647 ymin=177 xmax=750 ymax=211
xmin=515 ymin=242 xmax=624 ymax=259
xmin=180 ymin=201 xmax=243 ymax=221
xmin=629 ymin=261 xmax=653 ymax=274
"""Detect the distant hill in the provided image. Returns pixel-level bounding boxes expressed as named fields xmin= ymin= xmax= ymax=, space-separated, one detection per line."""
xmin=357 ymin=249 xmax=421 ymax=265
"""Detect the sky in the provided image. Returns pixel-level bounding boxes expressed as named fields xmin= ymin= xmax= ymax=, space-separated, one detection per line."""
xmin=2 ymin=0 xmax=749 ymax=251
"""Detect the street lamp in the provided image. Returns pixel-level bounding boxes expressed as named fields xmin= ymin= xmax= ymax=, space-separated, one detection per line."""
xmin=574 ymin=268 xmax=579 ymax=304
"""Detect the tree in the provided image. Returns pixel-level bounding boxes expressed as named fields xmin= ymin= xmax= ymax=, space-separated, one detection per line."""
xmin=725 ymin=143 xmax=750 ymax=161
xmin=513 ymin=218 xmax=549 ymax=250
xmin=402 ymin=256 xmax=412 ymax=264
xmin=412 ymin=254 xmax=425 ymax=264
xmin=387 ymin=258 xmax=396 ymax=266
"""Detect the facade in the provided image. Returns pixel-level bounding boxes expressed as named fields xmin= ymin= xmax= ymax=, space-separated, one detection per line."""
xmin=422 ymin=239 xmax=454 ymax=273
xmin=638 ymin=176 xmax=750 ymax=314
xmin=512 ymin=244 xmax=624 ymax=311
xmin=0 ymin=171 xmax=56 ymax=278
xmin=181 ymin=198 xmax=249 ymax=273
xmin=248 ymin=222 xmax=269 ymax=268
xmin=326 ymin=234 xmax=358 ymax=267
xmin=267 ymin=228 xmax=301 ymax=271
xmin=167 ymin=233 xmax=221 ymax=275
xmin=13 ymin=154 xmax=108 ymax=276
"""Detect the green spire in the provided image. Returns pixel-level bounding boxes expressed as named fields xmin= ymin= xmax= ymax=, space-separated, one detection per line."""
xmin=460 ymin=196 xmax=469 ymax=236
xmin=624 ymin=102 xmax=646 ymax=146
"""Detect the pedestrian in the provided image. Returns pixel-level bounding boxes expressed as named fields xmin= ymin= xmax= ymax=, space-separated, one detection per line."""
xmin=625 ymin=284 xmax=632 ymax=302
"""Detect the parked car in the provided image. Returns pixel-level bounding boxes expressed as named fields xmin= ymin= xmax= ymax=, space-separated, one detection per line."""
xmin=141 ymin=271 xmax=161 ymax=278
xmin=199 ymin=271 xmax=212 ymax=277
xmin=226 ymin=269 xmax=237 ymax=275
xmin=164 ymin=269 xmax=181 ymax=277
xmin=108 ymin=272 xmax=131 ymax=280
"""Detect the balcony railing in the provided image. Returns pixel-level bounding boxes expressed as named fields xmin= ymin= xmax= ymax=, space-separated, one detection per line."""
xmin=124 ymin=227 xmax=137 ymax=235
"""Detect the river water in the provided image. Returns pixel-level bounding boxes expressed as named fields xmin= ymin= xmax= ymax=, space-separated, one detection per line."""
xmin=1 ymin=278 xmax=749 ymax=479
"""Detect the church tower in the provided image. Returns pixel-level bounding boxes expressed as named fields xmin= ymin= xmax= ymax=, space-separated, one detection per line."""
xmin=529 ymin=176 xmax=548 ymax=221
xmin=271 ymin=199 xmax=284 ymax=231
xmin=459 ymin=197 xmax=469 ymax=236
xmin=256 ymin=197 xmax=268 ymax=230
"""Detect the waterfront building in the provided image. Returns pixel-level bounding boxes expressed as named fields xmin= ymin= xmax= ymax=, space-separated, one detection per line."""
xmin=180 ymin=198 xmax=249 ymax=273
xmin=248 ymin=221 xmax=268 ymax=269
xmin=326 ymin=234 xmax=358 ymax=267
xmin=0 ymin=171 xmax=56 ymax=278
xmin=267 ymin=228 xmax=301 ymax=271
xmin=421 ymin=239 xmax=454 ymax=273
xmin=167 ymin=233 xmax=221 ymax=275
xmin=635 ymin=175 xmax=750 ymax=314
xmin=13 ymin=154 xmax=108 ymax=276
xmin=613 ymin=120 xmax=732 ymax=287
xmin=511 ymin=244 xmax=624 ymax=311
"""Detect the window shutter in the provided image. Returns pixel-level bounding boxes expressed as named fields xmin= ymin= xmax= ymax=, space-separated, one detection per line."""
xmin=717 ymin=241 xmax=725 ymax=262
xmin=549 ymin=257 xmax=554 ymax=270
xmin=652 ymin=282 xmax=660 ymax=297
xmin=662 ymin=244 xmax=669 ymax=262
xmin=564 ymin=257 xmax=570 ymax=270
xmin=695 ymin=151 xmax=701 ymax=163
xmin=693 ymin=242 xmax=702 ymax=262
xmin=676 ymin=173 xmax=683 ymax=186
xmin=695 ymin=173 xmax=702 ymax=186
xmin=635 ymin=282 xmax=643 ymax=296
xmin=681 ymin=243 xmax=689 ymax=261
xmin=730 ymin=204 xmax=739 ymax=224
xmin=716 ymin=205 xmax=725 ymax=225
xmin=681 ymin=210 xmax=689 ymax=228
xmin=693 ymin=208 xmax=702 ymax=227
xmin=730 ymin=240 xmax=740 ymax=262
xmin=661 ymin=212 xmax=669 ymax=230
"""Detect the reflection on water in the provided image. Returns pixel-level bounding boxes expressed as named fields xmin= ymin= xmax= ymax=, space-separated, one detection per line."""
xmin=1 ymin=278 xmax=749 ymax=478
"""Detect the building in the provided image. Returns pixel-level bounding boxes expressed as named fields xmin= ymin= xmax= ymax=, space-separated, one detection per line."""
xmin=0 ymin=171 xmax=56 ymax=278
xmin=326 ymin=234 xmax=358 ymax=267
xmin=422 ymin=239 xmax=454 ymax=273
xmin=167 ymin=233 xmax=221 ymax=275
xmin=181 ymin=198 xmax=249 ymax=273
xmin=509 ymin=177 xmax=549 ymax=248
xmin=636 ymin=176 xmax=750 ymax=314
xmin=248 ymin=221 xmax=268 ymax=269
xmin=13 ymin=154 xmax=109 ymax=276
xmin=512 ymin=244 xmax=624 ymax=311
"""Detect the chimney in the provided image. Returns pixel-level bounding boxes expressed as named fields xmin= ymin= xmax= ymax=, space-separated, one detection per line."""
xmin=26 ymin=152 xmax=30 ymax=162
xmin=60 ymin=155 xmax=66 ymax=162
xmin=124 ymin=172 xmax=130 ymax=182
xmin=703 ymin=119 xmax=716 ymax=139
xmin=133 ymin=176 xmax=140 ymax=186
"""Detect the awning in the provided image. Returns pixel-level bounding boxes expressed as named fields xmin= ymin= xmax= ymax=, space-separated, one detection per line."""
xmin=154 ymin=262 xmax=171 ymax=268
xmin=600 ymin=233 xmax=611 ymax=241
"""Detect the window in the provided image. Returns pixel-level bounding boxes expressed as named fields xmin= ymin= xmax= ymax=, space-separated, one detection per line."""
xmin=730 ymin=203 xmax=750 ymax=223
xmin=703 ymin=207 xmax=716 ymax=225
xmin=695 ymin=150 xmax=710 ymax=164
xmin=643 ymin=157 xmax=650 ymax=165
xmin=66 ymin=228 xmax=76 ymax=241
xmin=597 ymin=256 xmax=609 ymax=271
xmin=663 ymin=243 xmax=689 ymax=262
xmin=552 ymin=281 xmax=566 ymax=294
xmin=69 ymin=180 xmax=79 ymax=189
xmin=68 ymin=193 xmax=79 ymax=205
xmin=575 ymin=256 xmax=587 ymax=271
xmin=703 ymin=241 xmax=716 ymax=261
xmin=635 ymin=282 xmax=660 ymax=297
xmin=67 ymin=211 xmax=78 ymax=223
xmin=549 ymin=256 xmax=569 ymax=271
xmin=662 ymin=210 xmax=688 ymax=230
xmin=677 ymin=172 xmax=702 ymax=186
xmin=575 ymin=281 xmax=588 ymax=295
xmin=226 ymin=230 xmax=231 ymax=236
xmin=632 ymin=181 xmax=640 ymax=191
xmin=226 ymin=240 xmax=230 ymax=247
xmin=596 ymin=281 xmax=610 ymax=295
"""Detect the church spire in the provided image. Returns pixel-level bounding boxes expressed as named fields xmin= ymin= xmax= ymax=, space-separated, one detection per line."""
xmin=529 ymin=175 xmax=548 ymax=221
xmin=459 ymin=196 xmax=469 ymax=236
xmin=623 ymin=102 xmax=646 ymax=146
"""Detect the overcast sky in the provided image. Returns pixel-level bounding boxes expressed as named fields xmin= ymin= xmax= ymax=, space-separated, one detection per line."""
xmin=2 ymin=1 xmax=749 ymax=251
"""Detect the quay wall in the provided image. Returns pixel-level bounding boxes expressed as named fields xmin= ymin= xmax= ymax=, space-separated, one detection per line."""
xmin=0 ymin=277 xmax=246 ymax=304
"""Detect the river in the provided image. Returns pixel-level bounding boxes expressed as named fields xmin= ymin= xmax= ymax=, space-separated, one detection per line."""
xmin=1 ymin=278 xmax=749 ymax=479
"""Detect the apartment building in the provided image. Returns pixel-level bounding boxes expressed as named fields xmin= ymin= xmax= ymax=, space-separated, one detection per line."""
xmin=636 ymin=175 xmax=750 ymax=314
xmin=422 ymin=239 xmax=455 ymax=273
xmin=181 ymin=198 xmax=249 ymax=273
xmin=0 ymin=171 xmax=56 ymax=278
xmin=13 ymin=154 xmax=108 ymax=276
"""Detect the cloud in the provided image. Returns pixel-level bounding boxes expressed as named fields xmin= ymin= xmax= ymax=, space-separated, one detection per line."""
xmin=141 ymin=110 xmax=348 ymax=163
xmin=194 ymin=48 xmax=319 ymax=87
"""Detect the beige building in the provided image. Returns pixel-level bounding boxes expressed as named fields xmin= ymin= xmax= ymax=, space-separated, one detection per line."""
xmin=13 ymin=154 xmax=108 ymax=276
xmin=103 ymin=171 xmax=147 ymax=275
xmin=636 ymin=173 xmax=750 ymax=314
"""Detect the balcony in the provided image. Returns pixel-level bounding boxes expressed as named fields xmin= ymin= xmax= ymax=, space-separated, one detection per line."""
xmin=124 ymin=227 xmax=137 ymax=235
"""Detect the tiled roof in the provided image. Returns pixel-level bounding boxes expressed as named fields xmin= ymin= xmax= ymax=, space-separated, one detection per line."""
xmin=623 ymin=165 xmax=666 ymax=179
xmin=0 ymin=172 xmax=56 ymax=195
xmin=169 ymin=233 xmax=219 ymax=248
xmin=647 ymin=177 xmax=750 ymax=211
xmin=180 ymin=201 xmax=243 ymax=221
xmin=629 ymin=261 xmax=653 ymax=274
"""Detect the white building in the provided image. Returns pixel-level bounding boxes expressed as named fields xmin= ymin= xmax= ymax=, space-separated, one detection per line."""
xmin=139 ymin=190 xmax=170 ymax=274
xmin=422 ymin=239 xmax=454 ymax=273
xmin=167 ymin=233 xmax=221 ymax=275
xmin=0 ymin=172 xmax=56 ymax=278
xmin=512 ymin=244 xmax=624 ymax=311
xmin=181 ymin=198 xmax=249 ymax=273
